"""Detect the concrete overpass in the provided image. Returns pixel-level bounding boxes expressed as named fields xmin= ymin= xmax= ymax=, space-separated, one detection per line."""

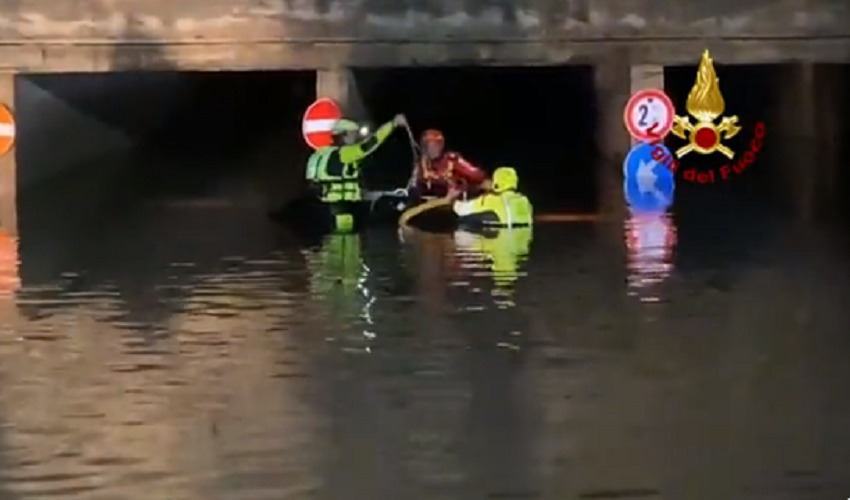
xmin=3 ymin=0 xmax=849 ymax=71
xmin=0 ymin=0 xmax=849 ymax=234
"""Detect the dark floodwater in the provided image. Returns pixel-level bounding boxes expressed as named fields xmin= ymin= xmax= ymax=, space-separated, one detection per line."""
xmin=1 ymin=153 xmax=850 ymax=500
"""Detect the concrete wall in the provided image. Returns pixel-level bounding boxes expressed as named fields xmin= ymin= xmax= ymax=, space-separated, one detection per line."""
xmin=0 ymin=0 xmax=848 ymax=71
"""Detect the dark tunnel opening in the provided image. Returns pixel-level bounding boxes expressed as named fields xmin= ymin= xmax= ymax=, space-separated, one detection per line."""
xmin=14 ymin=62 xmax=850 ymax=262
xmin=15 ymin=69 xmax=319 ymax=269
xmin=17 ymin=70 xmax=316 ymax=200
xmin=23 ymin=70 xmax=316 ymax=159
xmin=356 ymin=66 xmax=599 ymax=213
xmin=115 ymin=69 xmax=318 ymax=182
xmin=665 ymin=64 xmax=850 ymax=222
xmin=21 ymin=66 xmax=600 ymax=218
xmin=142 ymin=70 xmax=316 ymax=156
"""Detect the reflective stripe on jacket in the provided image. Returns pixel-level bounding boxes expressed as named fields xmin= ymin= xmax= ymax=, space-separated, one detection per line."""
xmin=306 ymin=147 xmax=362 ymax=202
xmin=453 ymin=190 xmax=533 ymax=227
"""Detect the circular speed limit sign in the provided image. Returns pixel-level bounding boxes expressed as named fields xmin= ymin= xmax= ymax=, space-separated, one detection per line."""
xmin=623 ymin=89 xmax=675 ymax=143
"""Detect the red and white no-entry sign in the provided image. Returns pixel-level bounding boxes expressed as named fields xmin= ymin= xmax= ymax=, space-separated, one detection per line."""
xmin=0 ymin=103 xmax=15 ymax=157
xmin=623 ymin=89 xmax=675 ymax=143
xmin=302 ymin=97 xmax=342 ymax=150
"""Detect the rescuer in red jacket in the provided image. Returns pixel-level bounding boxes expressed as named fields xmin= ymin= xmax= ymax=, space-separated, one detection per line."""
xmin=413 ymin=129 xmax=489 ymax=198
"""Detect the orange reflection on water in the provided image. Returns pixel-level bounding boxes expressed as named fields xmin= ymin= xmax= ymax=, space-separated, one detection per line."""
xmin=0 ymin=229 xmax=20 ymax=295
xmin=624 ymin=211 xmax=677 ymax=301
xmin=401 ymin=230 xmax=458 ymax=313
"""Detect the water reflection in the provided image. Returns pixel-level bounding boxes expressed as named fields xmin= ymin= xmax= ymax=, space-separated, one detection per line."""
xmin=1 ymin=187 xmax=850 ymax=498
xmin=0 ymin=253 xmax=328 ymax=499
xmin=400 ymin=229 xmax=456 ymax=316
xmin=452 ymin=227 xmax=533 ymax=309
xmin=304 ymin=233 xmax=378 ymax=352
xmin=0 ymin=230 xmax=19 ymax=295
xmin=624 ymin=211 xmax=677 ymax=302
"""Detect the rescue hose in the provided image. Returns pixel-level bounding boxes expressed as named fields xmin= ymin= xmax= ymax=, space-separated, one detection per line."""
xmin=398 ymin=201 xmax=599 ymax=231
xmin=402 ymin=123 xmax=421 ymax=189
xmin=534 ymin=213 xmax=601 ymax=222
xmin=398 ymin=197 xmax=452 ymax=229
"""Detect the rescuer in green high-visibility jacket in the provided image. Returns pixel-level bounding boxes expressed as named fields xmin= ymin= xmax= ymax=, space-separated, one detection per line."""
xmin=305 ymin=114 xmax=409 ymax=233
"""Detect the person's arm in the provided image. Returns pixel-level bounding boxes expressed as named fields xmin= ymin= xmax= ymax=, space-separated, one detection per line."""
xmin=452 ymin=197 xmax=478 ymax=216
xmin=339 ymin=120 xmax=396 ymax=164
xmin=416 ymin=157 xmax=430 ymax=181
xmin=304 ymin=150 xmax=324 ymax=181
xmin=451 ymin=154 xmax=487 ymax=185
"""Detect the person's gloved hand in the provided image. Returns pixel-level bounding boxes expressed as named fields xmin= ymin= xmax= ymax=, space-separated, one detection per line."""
xmin=393 ymin=114 xmax=408 ymax=128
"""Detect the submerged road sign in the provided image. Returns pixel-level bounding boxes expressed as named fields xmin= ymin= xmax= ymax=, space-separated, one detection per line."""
xmin=623 ymin=141 xmax=675 ymax=213
xmin=302 ymin=98 xmax=342 ymax=150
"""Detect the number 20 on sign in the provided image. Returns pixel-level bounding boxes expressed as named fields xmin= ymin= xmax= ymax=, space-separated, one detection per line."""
xmin=623 ymin=89 xmax=675 ymax=143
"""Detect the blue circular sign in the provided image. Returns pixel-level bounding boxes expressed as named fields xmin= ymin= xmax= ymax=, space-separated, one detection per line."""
xmin=623 ymin=142 xmax=675 ymax=213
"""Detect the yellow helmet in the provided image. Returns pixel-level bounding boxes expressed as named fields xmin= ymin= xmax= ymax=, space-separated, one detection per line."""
xmin=492 ymin=166 xmax=518 ymax=193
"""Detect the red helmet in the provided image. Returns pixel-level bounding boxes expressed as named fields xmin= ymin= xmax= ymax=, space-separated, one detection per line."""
xmin=420 ymin=129 xmax=445 ymax=146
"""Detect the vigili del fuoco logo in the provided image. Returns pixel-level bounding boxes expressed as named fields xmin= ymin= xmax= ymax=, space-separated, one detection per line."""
xmin=648 ymin=50 xmax=766 ymax=183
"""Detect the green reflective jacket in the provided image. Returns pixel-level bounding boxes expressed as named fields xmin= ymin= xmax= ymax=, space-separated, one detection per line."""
xmin=305 ymin=120 xmax=396 ymax=203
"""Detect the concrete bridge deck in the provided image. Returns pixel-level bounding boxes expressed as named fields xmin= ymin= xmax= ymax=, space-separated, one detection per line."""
xmin=0 ymin=0 xmax=849 ymax=72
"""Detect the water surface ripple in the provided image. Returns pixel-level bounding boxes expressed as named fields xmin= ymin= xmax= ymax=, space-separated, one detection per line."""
xmin=0 ymin=202 xmax=848 ymax=500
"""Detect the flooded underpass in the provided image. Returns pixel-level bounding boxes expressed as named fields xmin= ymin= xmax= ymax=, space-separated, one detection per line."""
xmin=0 ymin=65 xmax=849 ymax=499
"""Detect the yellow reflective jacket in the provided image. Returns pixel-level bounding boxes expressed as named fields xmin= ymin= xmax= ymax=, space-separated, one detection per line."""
xmin=453 ymin=190 xmax=533 ymax=227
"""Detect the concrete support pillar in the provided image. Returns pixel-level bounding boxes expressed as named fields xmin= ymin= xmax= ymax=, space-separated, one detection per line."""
xmin=789 ymin=63 xmax=817 ymax=221
xmin=595 ymin=56 xmax=631 ymax=162
xmin=773 ymin=63 xmax=845 ymax=221
xmin=594 ymin=54 xmax=630 ymax=220
xmin=812 ymin=65 xmax=844 ymax=210
xmin=629 ymin=65 xmax=665 ymax=146
xmin=0 ymin=73 xmax=16 ymax=236
xmin=595 ymin=63 xmax=665 ymax=154
xmin=630 ymin=64 xmax=665 ymax=94
xmin=316 ymin=67 xmax=367 ymax=120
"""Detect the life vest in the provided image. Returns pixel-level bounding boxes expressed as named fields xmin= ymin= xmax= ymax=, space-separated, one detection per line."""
xmin=305 ymin=147 xmax=362 ymax=203
xmin=420 ymin=154 xmax=461 ymax=188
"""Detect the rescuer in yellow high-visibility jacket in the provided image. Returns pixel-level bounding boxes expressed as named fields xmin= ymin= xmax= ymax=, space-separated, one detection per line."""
xmin=449 ymin=166 xmax=533 ymax=228
xmin=305 ymin=114 xmax=408 ymax=233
